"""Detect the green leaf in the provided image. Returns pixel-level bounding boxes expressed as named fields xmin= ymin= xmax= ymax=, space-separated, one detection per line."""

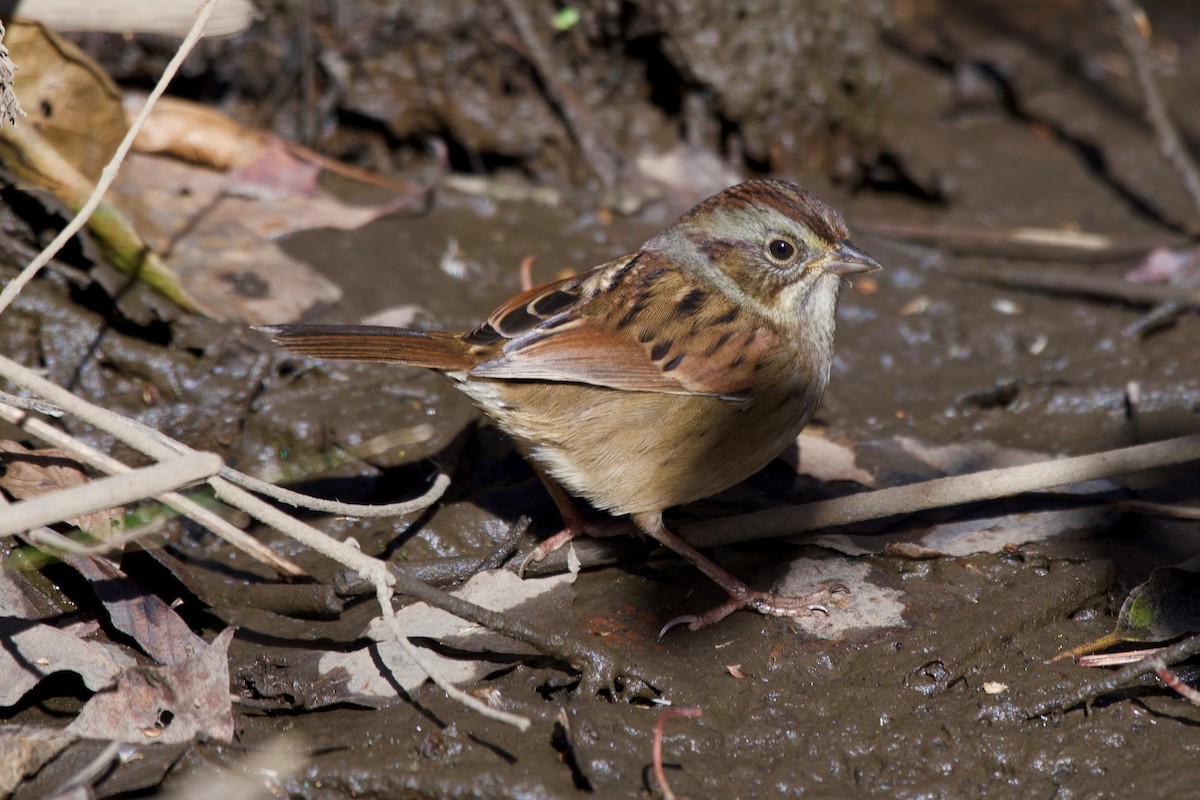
xmin=552 ymin=6 xmax=581 ymax=31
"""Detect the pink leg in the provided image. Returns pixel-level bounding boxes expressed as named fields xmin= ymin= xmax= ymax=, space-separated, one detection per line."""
xmin=632 ymin=512 xmax=845 ymax=637
xmin=517 ymin=470 xmax=634 ymax=576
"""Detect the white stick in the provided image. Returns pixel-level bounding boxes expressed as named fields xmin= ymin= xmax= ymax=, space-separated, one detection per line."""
xmin=0 ymin=403 xmax=306 ymax=576
xmin=0 ymin=452 xmax=221 ymax=535
xmin=685 ymin=433 xmax=1200 ymax=547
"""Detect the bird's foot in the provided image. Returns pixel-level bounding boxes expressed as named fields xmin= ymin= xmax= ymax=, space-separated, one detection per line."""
xmin=517 ymin=519 xmax=636 ymax=577
xmin=658 ymin=582 xmax=848 ymax=638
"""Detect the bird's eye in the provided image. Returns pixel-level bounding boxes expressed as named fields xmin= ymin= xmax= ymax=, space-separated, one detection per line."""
xmin=766 ymin=238 xmax=797 ymax=263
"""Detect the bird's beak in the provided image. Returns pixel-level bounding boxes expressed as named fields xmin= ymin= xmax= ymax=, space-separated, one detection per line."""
xmin=822 ymin=240 xmax=882 ymax=276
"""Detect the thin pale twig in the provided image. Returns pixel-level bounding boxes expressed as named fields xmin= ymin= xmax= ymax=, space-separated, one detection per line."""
xmin=28 ymin=518 xmax=169 ymax=556
xmin=857 ymin=220 xmax=1159 ymax=262
xmin=112 ymin=412 xmax=450 ymax=519
xmin=683 ymin=433 xmax=1200 ymax=548
xmin=0 ymin=353 xmax=597 ymax=727
xmin=374 ymin=582 xmax=532 ymax=731
xmin=949 ymin=262 xmax=1200 ymax=311
xmin=0 ymin=403 xmax=306 ymax=577
xmin=0 ymin=452 xmax=222 ymax=535
xmin=0 ymin=390 xmax=62 ymax=416
xmin=219 ymin=467 xmax=450 ymax=518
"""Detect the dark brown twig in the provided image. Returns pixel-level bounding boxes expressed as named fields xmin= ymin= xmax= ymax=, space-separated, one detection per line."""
xmin=335 ymin=516 xmax=528 ymax=595
xmin=1107 ymin=0 xmax=1200 ymax=232
xmin=1008 ymin=633 xmax=1200 ymax=719
xmin=498 ymin=0 xmax=618 ymax=190
xmin=652 ymin=707 xmax=703 ymax=800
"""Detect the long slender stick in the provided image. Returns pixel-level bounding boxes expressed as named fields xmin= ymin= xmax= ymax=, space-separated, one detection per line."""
xmin=0 ymin=403 xmax=305 ymax=576
xmin=683 ymin=434 xmax=1200 ymax=548
xmin=1012 ymin=633 xmax=1200 ymax=719
xmin=0 ymin=452 xmax=222 ymax=535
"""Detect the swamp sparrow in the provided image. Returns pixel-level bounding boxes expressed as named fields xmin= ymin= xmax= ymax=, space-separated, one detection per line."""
xmin=260 ymin=179 xmax=880 ymax=632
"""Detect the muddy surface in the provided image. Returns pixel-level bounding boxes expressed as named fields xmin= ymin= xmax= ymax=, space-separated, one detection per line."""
xmin=5 ymin=1 xmax=1200 ymax=798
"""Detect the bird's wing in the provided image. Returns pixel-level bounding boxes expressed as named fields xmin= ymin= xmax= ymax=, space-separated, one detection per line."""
xmin=469 ymin=252 xmax=776 ymax=399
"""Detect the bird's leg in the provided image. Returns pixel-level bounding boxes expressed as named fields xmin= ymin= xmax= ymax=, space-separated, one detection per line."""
xmin=631 ymin=511 xmax=844 ymax=637
xmin=517 ymin=467 xmax=635 ymax=576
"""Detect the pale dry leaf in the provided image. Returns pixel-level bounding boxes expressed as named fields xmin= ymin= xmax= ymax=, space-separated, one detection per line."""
xmin=725 ymin=664 xmax=747 ymax=679
xmin=318 ymin=570 xmax=576 ymax=702
xmin=226 ymin=142 xmax=321 ymax=200
xmin=128 ymin=93 xmax=271 ymax=172
xmin=0 ymin=616 xmax=137 ymax=707
xmin=129 ymin=94 xmax=321 ymax=200
xmin=775 ymin=557 xmax=907 ymax=639
xmin=210 ymin=192 xmax=407 ymax=240
xmin=67 ymin=628 xmax=235 ymax=744
xmin=0 ymin=440 xmax=121 ymax=539
xmin=112 ymin=152 xmax=445 ymax=323
xmin=781 ymin=432 xmax=875 ymax=487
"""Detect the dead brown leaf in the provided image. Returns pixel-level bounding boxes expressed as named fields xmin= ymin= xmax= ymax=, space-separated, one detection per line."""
xmin=0 ymin=561 xmax=139 ymax=708
xmin=128 ymin=93 xmax=429 ymax=199
xmin=0 ymin=617 xmax=136 ymax=708
xmin=67 ymin=628 xmax=235 ymax=745
xmin=64 ymin=555 xmax=207 ymax=665
xmin=128 ymin=94 xmax=271 ymax=173
xmin=111 ymin=153 xmax=355 ymax=324
xmin=5 ymin=21 xmax=125 ymax=180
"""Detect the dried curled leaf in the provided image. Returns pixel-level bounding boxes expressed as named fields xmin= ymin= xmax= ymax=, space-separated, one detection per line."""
xmin=1114 ymin=562 xmax=1200 ymax=643
xmin=4 ymin=20 xmax=123 ymax=180
xmin=128 ymin=93 xmax=276 ymax=173
xmin=67 ymin=629 xmax=235 ymax=744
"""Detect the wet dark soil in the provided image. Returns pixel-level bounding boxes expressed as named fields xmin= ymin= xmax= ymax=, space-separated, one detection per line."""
xmin=5 ymin=1 xmax=1200 ymax=798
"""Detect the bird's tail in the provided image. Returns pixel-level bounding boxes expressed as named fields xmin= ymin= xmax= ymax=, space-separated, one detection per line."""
xmin=256 ymin=325 xmax=473 ymax=370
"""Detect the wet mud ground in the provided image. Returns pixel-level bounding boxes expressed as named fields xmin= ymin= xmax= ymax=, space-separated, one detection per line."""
xmin=226 ymin=202 xmax=1200 ymax=797
xmin=6 ymin=2 xmax=1200 ymax=799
